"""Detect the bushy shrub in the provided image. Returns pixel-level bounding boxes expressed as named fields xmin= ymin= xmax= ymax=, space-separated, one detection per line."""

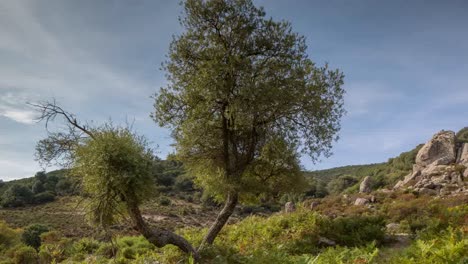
xmin=38 ymin=231 xmax=72 ymax=263
xmin=13 ymin=246 xmax=38 ymax=264
xmin=32 ymin=192 xmax=55 ymax=204
xmin=72 ymin=238 xmax=100 ymax=255
xmin=34 ymin=172 xmax=47 ymax=183
xmin=31 ymin=181 xmax=45 ymax=195
xmin=387 ymin=227 xmax=468 ymax=264
xmin=0 ymin=221 xmax=20 ymax=253
xmin=21 ymin=224 xmax=49 ymax=249
xmin=322 ymin=215 xmax=386 ymax=246
xmin=1 ymin=185 xmax=34 ymax=208
xmin=158 ymin=197 xmax=171 ymax=206
xmin=55 ymin=179 xmax=73 ymax=195
xmin=456 ymin=127 xmax=468 ymax=143
xmin=305 ymin=243 xmax=379 ymax=264
xmin=326 ymin=175 xmax=358 ymax=195
xmin=115 ymin=236 xmax=155 ymax=260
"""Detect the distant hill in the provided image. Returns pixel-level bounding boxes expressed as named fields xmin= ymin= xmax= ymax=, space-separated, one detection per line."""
xmin=304 ymin=144 xmax=424 ymax=196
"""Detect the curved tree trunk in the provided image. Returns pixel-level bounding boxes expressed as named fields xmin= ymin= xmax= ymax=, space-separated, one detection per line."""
xmin=127 ymin=204 xmax=199 ymax=260
xmin=198 ymin=191 xmax=238 ymax=251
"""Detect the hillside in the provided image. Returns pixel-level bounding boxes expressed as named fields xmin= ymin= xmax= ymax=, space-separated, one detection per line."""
xmin=0 ymin=129 xmax=467 ymax=263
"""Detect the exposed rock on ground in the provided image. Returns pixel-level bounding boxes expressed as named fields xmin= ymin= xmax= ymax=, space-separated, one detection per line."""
xmin=359 ymin=176 xmax=372 ymax=193
xmin=394 ymin=130 xmax=468 ymax=195
xmin=354 ymin=197 xmax=369 ymax=206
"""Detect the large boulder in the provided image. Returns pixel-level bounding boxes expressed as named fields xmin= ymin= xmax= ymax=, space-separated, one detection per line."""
xmin=415 ymin=130 xmax=456 ymax=167
xmin=394 ymin=130 xmax=468 ymax=195
xmin=359 ymin=176 xmax=372 ymax=193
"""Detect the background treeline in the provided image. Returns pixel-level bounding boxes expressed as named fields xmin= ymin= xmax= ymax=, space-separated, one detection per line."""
xmin=0 ymin=144 xmax=423 ymax=208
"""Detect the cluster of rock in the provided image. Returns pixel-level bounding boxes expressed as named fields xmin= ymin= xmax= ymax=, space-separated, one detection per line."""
xmin=394 ymin=130 xmax=468 ymax=195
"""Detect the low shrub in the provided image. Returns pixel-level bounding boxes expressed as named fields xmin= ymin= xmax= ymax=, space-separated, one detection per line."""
xmin=0 ymin=221 xmax=20 ymax=253
xmin=32 ymin=192 xmax=55 ymax=204
xmin=13 ymin=246 xmax=38 ymax=264
xmin=21 ymin=224 xmax=49 ymax=249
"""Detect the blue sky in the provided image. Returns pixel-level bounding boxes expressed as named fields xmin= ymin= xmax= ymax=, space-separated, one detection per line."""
xmin=1 ymin=0 xmax=467 ymax=180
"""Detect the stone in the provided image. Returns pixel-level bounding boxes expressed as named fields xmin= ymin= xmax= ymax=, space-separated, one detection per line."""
xmin=418 ymin=188 xmax=438 ymax=196
xmin=318 ymin=236 xmax=336 ymax=246
xmin=359 ymin=176 xmax=372 ymax=193
xmin=415 ymin=130 xmax=456 ymax=167
xmin=354 ymin=198 xmax=369 ymax=206
xmin=369 ymin=195 xmax=376 ymax=203
xmin=284 ymin=202 xmax=295 ymax=213
xmin=456 ymin=143 xmax=468 ymax=165
xmin=386 ymin=223 xmax=401 ymax=234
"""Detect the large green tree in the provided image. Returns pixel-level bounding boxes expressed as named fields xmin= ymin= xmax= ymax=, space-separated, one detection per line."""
xmin=153 ymin=0 xmax=345 ymax=248
xmin=33 ymin=102 xmax=198 ymax=258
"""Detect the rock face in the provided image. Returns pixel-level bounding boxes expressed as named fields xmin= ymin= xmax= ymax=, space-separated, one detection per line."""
xmin=284 ymin=202 xmax=296 ymax=213
xmin=415 ymin=130 xmax=456 ymax=167
xmin=359 ymin=176 xmax=372 ymax=193
xmin=394 ymin=130 xmax=468 ymax=195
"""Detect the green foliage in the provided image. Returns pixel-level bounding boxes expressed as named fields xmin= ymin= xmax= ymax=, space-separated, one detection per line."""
xmin=115 ymin=236 xmax=155 ymax=260
xmin=322 ymin=215 xmax=385 ymax=246
xmin=21 ymin=224 xmax=49 ymax=249
xmin=456 ymin=127 xmax=468 ymax=143
xmin=12 ymin=246 xmax=38 ymax=264
xmin=158 ymin=196 xmax=172 ymax=206
xmin=0 ymin=221 xmax=20 ymax=253
xmin=1 ymin=184 xmax=33 ymax=208
xmin=153 ymin=0 xmax=344 ymax=204
xmin=72 ymin=125 xmax=156 ymax=228
xmin=306 ymin=243 xmax=379 ymax=264
xmin=32 ymin=192 xmax=55 ymax=205
xmin=326 ymin=175 xmax=358 ymax=195
xmin=34 ymin=172 xmax=47 ymax=183
xmin=387 ymin=228 xmax=468 ymax=264
xmin=307 ymin=144 xmax=424 ymax=194
xmin=31 ymin=181 xmax=44 ymax=195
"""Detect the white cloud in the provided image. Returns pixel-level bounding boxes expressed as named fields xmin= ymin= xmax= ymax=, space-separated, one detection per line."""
xmin=1 ymin=109 xmax=36 ymax=124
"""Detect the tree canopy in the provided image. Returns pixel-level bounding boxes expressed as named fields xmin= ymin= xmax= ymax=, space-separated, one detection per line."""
xmin=153 ymin=0 xmax=345 ymax=247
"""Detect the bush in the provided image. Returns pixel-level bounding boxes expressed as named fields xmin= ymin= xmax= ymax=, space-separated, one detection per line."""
xmin=34 ymin=172 xmax=47 ymax=183
xmin=456 ymin=127 xmax=468 ymax=143
xmin=0 ymin=185 xmax=34 ymax=208
xmin=13 ymin=246 xmax=38 ymax=264
xmin=115 ymin=236 xmax=155 ymax=260
xmin=72 ymin=238 xmax=100 ymax=255
xmin=158 ymin=197 xmax=171 ymax=206
xmin=0 ymin=221 xmax=20 ymax=253
xmin=387 ymin=227 xmax=468 ymax=264
xmin=323 ymin=215 xmax=386 ymax=246
xmin=21 ymin=224 xmax=49 ymax=249
xmin=38 ymin=231 xmax=72 ymax=263
xmin=55 ymin=179 xmax=73 ymax=195
xmin=32 ymin=192 xmax=55 ymax=205
xmin=305 ymin=243 xmax=379 ymax=264
xmin=31 ymin=181 xmax=45 ymax=195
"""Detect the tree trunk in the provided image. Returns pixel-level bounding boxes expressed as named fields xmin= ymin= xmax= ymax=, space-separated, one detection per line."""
xmin=198 ymin=191 xmax=238 ymax=251
xmin=127 ymin=204 xmax=199 ymax=260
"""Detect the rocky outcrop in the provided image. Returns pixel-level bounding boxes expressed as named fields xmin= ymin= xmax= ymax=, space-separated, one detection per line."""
xmin=359 ymin=176 xmax=372 ymax=193
xmin=415 ymin=130 xmax=456 ymax=167
xmin=394 ymin=130 xmax=468 ymax=195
